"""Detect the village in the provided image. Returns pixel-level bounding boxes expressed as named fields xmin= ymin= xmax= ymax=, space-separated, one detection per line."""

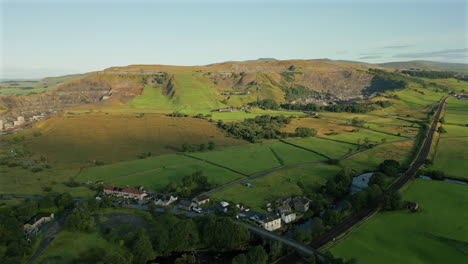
xmin=99 ymin=185 xmax=314 ymax=233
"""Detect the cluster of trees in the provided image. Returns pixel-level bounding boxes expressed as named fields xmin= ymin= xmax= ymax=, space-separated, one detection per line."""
xmin=248 ymin=99 xmax=280 ymax=110
xmin=218 ymin=115 xmax=292 ymax=142
xmin=284 ymin=84 xmax=320 ymax=101
xmin=281 ymin=102 xmax=377 ymax=113
xmin=163 ymin=170 xmax=213 ymax=198
xmin=293 ymin=217 xmax=326 ymax=243
xmin=367 ymin=69 xmax=409 ymax=91
xmin=295 ymin=127 xmax=317 ymax=137
xmin=324 ymin=168 xmax=356 ymax=199
xmin=375 ymin=100 xmax=394 ymax=108
xmin=0 ymin=193 xmax=75 ymax=263
xmin=181 ymin=141 xmax=216 ymax=152
xmin=401 ymin=70 xmax=455 ymax=79
xmin=232 ymin=245 xmax=269 ymax=264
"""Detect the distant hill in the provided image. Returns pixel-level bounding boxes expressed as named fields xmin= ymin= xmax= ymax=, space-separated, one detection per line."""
xmin=378 ymin=60 xmax=468 ymax=72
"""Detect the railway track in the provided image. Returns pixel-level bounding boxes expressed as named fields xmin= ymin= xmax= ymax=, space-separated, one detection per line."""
xmin=310 ymin=96 xmax=447 ymax=249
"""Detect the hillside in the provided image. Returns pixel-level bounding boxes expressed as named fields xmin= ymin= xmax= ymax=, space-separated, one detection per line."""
xmin=0 ymin=59 xmax=465 ymax=127
xmin=378 ymin=60 xmax=468 ymax=72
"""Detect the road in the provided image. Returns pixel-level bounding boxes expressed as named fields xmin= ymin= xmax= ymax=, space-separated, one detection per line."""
xmin=237 ymin=221 xmax=323 ymax=258
xmin=27 ymin=212 xmax=68 ymax=264
xmin=310 ymin=96 xmax=447 ymax=249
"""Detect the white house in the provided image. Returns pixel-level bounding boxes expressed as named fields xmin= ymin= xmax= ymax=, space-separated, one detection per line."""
xmin=260 ymin=215 xmax=282 ymax=231
xmin=281 ymin=212 xmax=296 ymax=224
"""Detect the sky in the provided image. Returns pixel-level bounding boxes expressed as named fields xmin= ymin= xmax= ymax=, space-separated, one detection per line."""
xmin=1 ymin=0 xmax=467 ymax=79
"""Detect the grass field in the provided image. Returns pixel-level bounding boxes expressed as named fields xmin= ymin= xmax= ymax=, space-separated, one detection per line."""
xmin=33 ymin=231 xmax=127 ymax=264
xmin=211 ymin=165 xmax=341 ymax=211
xmin=441 ymin=124 xmax=468 ymax=137
xmin=443 ymin=98 xmax=468 ymax=125
xmin=0 ymin=165 xmax=94 ymax=197
xmin=282 ymin=117 xmax=354 ymax=137
xmin=431 ymin=137 xmax=468 ymax=180
xmin=341 ymin=140 xmax=414 ymax=173
xmin=325 ymin=129 xmax=404 ymax=145
xmin=331 ymin=180 xmax=468 ymax=264
xmin=284 ymin=137 xmax=355 ymax=158
xmin=79 ymin=154 xmax=243 ymax=191
xmin=191 ymin=141 xmax=326 ymax=175
xmin=5 ymin=113 xmax=244 ymax=164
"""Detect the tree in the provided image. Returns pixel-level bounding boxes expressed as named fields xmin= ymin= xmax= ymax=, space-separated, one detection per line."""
xmin=382 ymin=190 xmax=402 ymax=211
xmin=437 ymin=126 xmax=447 ymax=133
xmin=132 ymin=233 xmax=155 ymax=264
xmin=169 ymin=220 xmax=199 ymax=252
xmin=369 ymin=172 xmax=386 ymax=187
xmin=247 ymin=246 xmax=268 ymax=264
xmin=232 ymin=253 xmax=248 ymax=264
xmin=269 ymin=242 xmax=283 ymax=261
xmin=379 ymin=160 xmax=400 ymax=177
xmin=295 ymin=127 xmax=317 ymax=137
xmin=323 ymin=210 xmax=341 ymax=226
xmin=208 ymin=141 xmax=216 ymax=150
xmin=175 ymin=254 xmax=196 ymax=264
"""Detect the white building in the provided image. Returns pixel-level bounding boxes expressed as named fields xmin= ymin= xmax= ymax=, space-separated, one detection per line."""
xmin=281 ymin=212 xmax=297 ymax=224
xmin=260 ymin=215 xmax=282 ymax=231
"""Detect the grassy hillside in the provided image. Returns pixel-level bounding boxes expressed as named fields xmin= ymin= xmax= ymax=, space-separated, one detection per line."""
xmin=0 ymin=73 xmax=89 ymax=96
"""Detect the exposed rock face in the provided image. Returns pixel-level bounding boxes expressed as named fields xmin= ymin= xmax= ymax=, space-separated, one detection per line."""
xmin=0 ymin=60 xmax=388 ymax=124
xmin=0 ymin=73 xmax=143 ymax=122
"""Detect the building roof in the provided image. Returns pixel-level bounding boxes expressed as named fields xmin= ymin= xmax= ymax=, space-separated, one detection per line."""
xmin=26 ymin=213 xmax=53 ymax=225
xmin=262 ymin=214 xmax=281 ymax=223
xmin=104 ymin=186 xmax=144 ymax=195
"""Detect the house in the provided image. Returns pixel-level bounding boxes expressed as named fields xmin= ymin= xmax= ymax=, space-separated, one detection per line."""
xmin=293 ymin=197 xmax=310 ymax=212
xmin=178 ymin=200 xmax=195 ymax=211
xmin=405 ymin=201 xmax=419 ymax=212
xmin=24 ymin=213 xmax=54 ymax=234
xmin=192 ymin=195 xmax=210 ymax=206
xmin=154 ymin=194 xmax=178 ymax=207
xmin=259 ymin=215 xmax=282 ymax=231
xmin=281 ymin=212 xmax=296 ymax=224
xmin=103 ymin=186 xmax=147 ymax=200
xmin=276 ymin=204 xmax=292 ymax=215
xmin=217 ymin=108 xmax=234 ymax=112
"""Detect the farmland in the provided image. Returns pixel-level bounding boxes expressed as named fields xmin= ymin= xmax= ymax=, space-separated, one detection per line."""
xmin=190 ymin=141 xmax=326 ymax=175
xmin=211 ymin=165 xmax=341 ymax=211
xmin=341 ymin=140 xmax=415 ymax=173
xmin=330 ymin=180 xmax=468 ymax=264
xmin=77 ymin=154 xmax=244 ymax=191
xmin=431 ymin=137 xmax=468 ymax=180
xmin=4 ymin=113 xmax=244 ymax=164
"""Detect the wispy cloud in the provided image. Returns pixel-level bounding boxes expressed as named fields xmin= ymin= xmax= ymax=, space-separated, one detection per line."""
xmin=383 ymin=45 xmax=411 ymax=49
xmin=359 ymin=55 xmax=382 ymax=59
xmin=393 ymin=48 xmax=468 ymax=59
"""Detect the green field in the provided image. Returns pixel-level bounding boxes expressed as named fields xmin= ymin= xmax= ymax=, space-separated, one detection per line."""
xmin=211 ymin=165 xmax=341 ymax=211
xmin=444 ymin=98 xmax=468 ymax=125
xmin=441 ymin=124 xmax=468 ymax=138
xmin=331 ymin=180 xmax=468 ymax=264
xmin=77 ymin=154 xmax=243 ymax=191
xmin=325 ymin=129 xmax=404 ymax=145
xmin=341 ymin=140 xmax=414 ymax=173
xmin=33 ymin=231 xmax=127 ymax=264
xmin=284 ymin=137 xmax=355 ymax=158
xmin=191 ymin=141 xmax=326 ymax=175
xmin=432 ymin=137 xmax=468 ymax=180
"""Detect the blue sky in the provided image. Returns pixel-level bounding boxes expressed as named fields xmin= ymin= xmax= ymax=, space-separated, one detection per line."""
xmin=1 ymin=0 xmax=467 ymax=79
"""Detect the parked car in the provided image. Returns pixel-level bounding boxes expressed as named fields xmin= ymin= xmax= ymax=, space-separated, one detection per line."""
xmin=193 ymin=207 xmax=202 ymax=213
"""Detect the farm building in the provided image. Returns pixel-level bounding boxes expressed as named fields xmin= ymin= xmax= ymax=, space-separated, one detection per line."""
xmin=154 ymin=194 xmax=178 ymax=206
xmin=192 ymin=195 xmax=210 ymax=206
xmin=281 ymin=212 xmax=297 ymax=224
xmin=178 ymin=200 xmax=195 ymax=211
xmin=24 ymin=213 xmax=54 ymax=234
xmin=260 ymin=215 xmax=282 ymax=231
xmin=103 ymin=186 xmax=147 ymax=200
xmin=405 ymin=201 xmax=419 ymax=212
xmin=293 ymin=197 xmax=310 ymax=212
